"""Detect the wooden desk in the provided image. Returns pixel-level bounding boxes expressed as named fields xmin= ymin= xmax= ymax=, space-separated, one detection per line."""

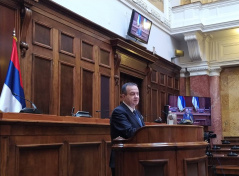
xmin=174 ymin=112 xmax=211 ymax=126
xmin=112 ymin=124 xmax=208 ymax=176
xmin=0 ymin=113 xmax=111 ymax=176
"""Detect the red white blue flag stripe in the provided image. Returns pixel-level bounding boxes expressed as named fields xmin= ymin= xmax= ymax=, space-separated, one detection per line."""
xmin=0 ymin=37 xmax=26 ymax=112
xmin=192 ymin=96 xmax=199 ymax=110
xmin=177 ymin=96 xmax=185 ymax=111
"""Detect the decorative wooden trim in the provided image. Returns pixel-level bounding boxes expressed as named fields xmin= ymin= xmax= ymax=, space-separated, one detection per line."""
xmin=99 ymin=47 xmax=111 ymax=68
xmin=59 ymin=31 xmax=75 ymax=57
xmin=81 ymin=40 xmax=95 ymax=63
xmin=32 ymin=20 xmax=53 ymax=50
xmin=20 ymin=7 xmax=32 ymax=58
xmin=15 ymin=143 xmax=64 ymax=176
xmin=139 ymin=159 xmax=169 ymax=176
xmin=111 ymin=38 xmax=157 ymax=64
xmin=146 ymin=64 xmax=152 ymax=93
xmin=184 ymin=155 xmax=208 ymax=176
xmin=114 ymin=53 xmax=121 ymax=86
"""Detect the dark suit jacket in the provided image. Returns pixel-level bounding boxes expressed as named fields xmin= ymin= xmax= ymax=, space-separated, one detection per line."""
xmin=109 ymin=103 xmax=145 ymax=168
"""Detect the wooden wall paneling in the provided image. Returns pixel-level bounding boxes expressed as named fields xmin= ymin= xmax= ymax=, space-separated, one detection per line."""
xmin=52 ymin=28 xmax=60 ymax=115
xmin=58 ymin=29 xmax=77 ymax=116
xmin=31 ymin=19 xmax=54 ymax=113
xmin=80 ymin=39 xmax=97 ymax=117
xmin=160 ymin=91 xmax=167 ymax=121
xmin=160 ymin=73 xmax=166 ymax=86
xmin=82 ymin=68 xmax=93 ymax=116
xmin=94 ymin=45 xmax=100 ymax=119
xmin=16 ymin=143 xmax=64 ymax=176
xmin=69 ymin=142 xmax=102 ymax=176
xmin=150 ymin=88 xmax=158 ymax=122
xmin=60 ymin=32 xmax=74 ymax=56
xmin=100 ymin=75 xmax=110 ymax=119
xmin=81 ymin=40 xmax=94 ymax=62
xmin=59 ymin=61 xmax=75 ymax=116
xmin=167 ymin=75 xmax=173 ymax=89
xmin=32 ymin=54 xmax=52 ymax=114
xmin=20 ymin=7 xmax=32 ymax=58
xmin=74 ymin=37 xmax=81 ymax=113
xmin=120 ymin=53 xmax=147 ymax=76
xmin=175 ymin=78 xmax=179 ymax=90
xmin=0 ymin=1 xmax=19 ymax=96
xmin=98 ymin=45 xmax=112 ymax=118
xmin=99 ymin=48 xmax=110 ymax=67
xmin=33 ymin=21 xmax=52 ymax=49
xmin=151 ymin=69 xmax=158 ymax=84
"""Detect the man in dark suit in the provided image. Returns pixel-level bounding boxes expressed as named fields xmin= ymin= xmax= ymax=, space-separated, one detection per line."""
xmin=109 ymin=82 xmax=145 ymax=176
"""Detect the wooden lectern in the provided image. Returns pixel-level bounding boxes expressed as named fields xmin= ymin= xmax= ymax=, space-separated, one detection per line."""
xmin=112 ymin=124 xmax=208 ymax=176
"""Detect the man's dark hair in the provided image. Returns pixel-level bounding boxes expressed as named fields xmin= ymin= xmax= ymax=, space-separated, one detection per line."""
xmin=121 ymin=82 xmax=138 ymax=95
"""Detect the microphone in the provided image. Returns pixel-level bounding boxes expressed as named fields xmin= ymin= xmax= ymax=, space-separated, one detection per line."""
xmin=96 ymin=110 xmax=110 ymax=118
xmin=96 ymin=110 xmax=109 ymax=112
xmin=161 ymin=111 xmax=168 ymax=115
xmin=71 ymin=107 xmax=91 ymax=117
xmin=12 ymin=92 xmax=41 ymax=114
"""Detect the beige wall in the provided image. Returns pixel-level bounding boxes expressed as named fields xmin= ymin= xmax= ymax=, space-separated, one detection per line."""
xmin=220 ymin=66 xmax=239 ymax=136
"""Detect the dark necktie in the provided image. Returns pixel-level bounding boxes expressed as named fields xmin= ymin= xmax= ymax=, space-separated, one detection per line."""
xmin=133 ymin=110 xmax=142 ymax=127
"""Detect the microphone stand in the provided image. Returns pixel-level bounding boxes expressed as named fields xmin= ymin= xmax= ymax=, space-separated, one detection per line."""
xmin=13 ymin=92 xmax=41 ymax=114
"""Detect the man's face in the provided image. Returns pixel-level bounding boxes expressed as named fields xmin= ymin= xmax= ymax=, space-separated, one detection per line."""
xmin=122 ymin=85 xmax=139 ymax=108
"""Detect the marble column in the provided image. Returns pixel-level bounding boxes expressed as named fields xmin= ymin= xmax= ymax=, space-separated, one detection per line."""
xmin=209 ymin=68 xmax=222 ymax=144
xmin=187 ymin=66 xmax=222 ymax=144
xmin=180 ymin=68 xmax=187 ymax=96
xmin=190 ymin=75 xmax=210 ymax=97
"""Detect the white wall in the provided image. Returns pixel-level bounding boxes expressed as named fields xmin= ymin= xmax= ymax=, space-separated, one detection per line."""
xmin=52 ymin=0 xmax=180 ymax=61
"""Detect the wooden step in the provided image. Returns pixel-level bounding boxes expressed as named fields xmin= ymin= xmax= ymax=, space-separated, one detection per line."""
xmin=215 ymin=165 xmax=239 ymax=175
xmin=208 ymin=154 xmax=239 ymax=166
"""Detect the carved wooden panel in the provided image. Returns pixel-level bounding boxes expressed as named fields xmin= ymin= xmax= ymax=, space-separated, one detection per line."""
xmin=151 ymin=70 xmax=158 ymax=83
xmin=120 ymin=54 xmax=147 ymax=75
xmin=151 ymin=88 xmax=158 ymax=121
xmin=184 ymin=155 xmax=208 ymax=176
xmin=139 ymin=159 xmax=169 ymax=176
xmin=60 ymin=62 xmax=74 ymax=116
xmin=0 ymin=3 xmax=17 ymax=91
xmin=60 ymin=32 xmax=74 ymax=56
xmin=101 ymin=75 xmax=110 ymax=118
xmin=69 ymin=142 xmax=102 ymax=176
xmin=32 ymin=55 xmax=52 ymax=114
xmin=17 ymin=144 xmax=63 ymax=176
xmin=167 ymin=76 xmax=173 ymax=88
xmin=160 ymin=73 xmax=165 ymax=85
xmin=160 ymin=91 xmax=167 ymax=120
xmin=33 ymin=21 xmax=52 ymax=49
xmin=100 ymin=48 xmax=110 ymax=67
xmin=82 ymin=41 xmax=93 ymax=61
xmin=175 ymin=78 xmax=179 ymax=90
xmin=82 ymin=69 xmax=93 ymax=115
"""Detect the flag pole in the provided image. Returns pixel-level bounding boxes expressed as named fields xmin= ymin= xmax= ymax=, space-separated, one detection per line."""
xmin=13 ymin=28 xmax=16 ymax=37
xmin=13 ymin=28 xmax=17 ymax=41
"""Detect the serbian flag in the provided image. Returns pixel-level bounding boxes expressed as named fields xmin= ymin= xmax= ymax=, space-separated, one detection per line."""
xmin=0 ymin=36 xmax=26 ymax=112
xmin=192 ymin=96 xmax=199 ymax=110
xmin=177 ymin=96 xmax=185 ymax=111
